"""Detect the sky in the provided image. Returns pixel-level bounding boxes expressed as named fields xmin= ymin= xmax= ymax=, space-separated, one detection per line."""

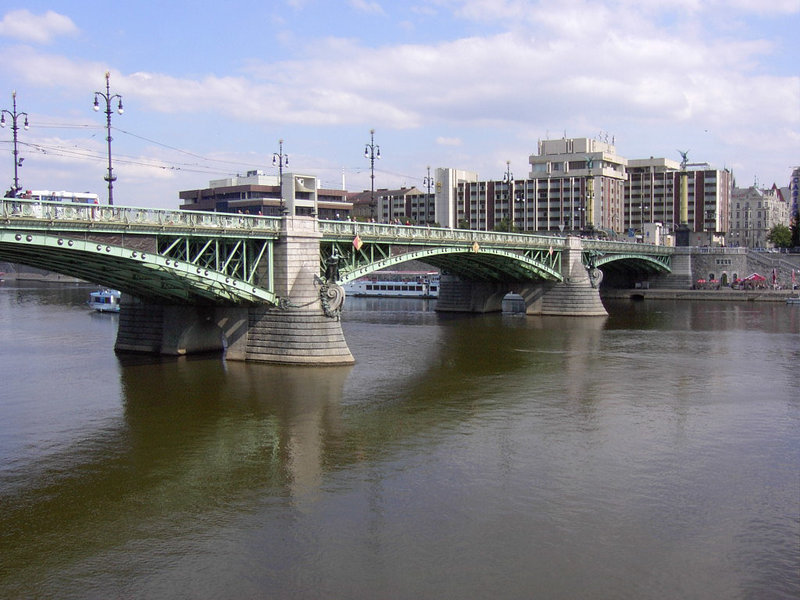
xmin=0 ymin=0 xmax=798 ymax=209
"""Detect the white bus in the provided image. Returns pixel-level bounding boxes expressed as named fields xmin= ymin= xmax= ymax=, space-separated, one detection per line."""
xmin=23 ymin=190 xmax=100 ymax=204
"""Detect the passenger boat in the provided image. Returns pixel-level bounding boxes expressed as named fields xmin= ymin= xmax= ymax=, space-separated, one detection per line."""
xmin=787 ymin=297 xmax=800 ymax=304
xmin=344 ymin=271 xmax=439 ymax=298
xmin=88 ymin=289 xmax=121 ymax=312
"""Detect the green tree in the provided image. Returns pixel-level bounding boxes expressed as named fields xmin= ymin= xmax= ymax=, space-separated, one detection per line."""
xmin=493 ymin=217 xmax=516 ymax=232
xmin=767 ymin=223 xmax=792 ymax=248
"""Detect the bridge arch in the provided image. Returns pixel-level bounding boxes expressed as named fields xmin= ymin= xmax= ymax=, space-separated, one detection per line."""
xmin=337 ymin=246 xmax=564 ymax=284
xmin=0 ymin=230 xmax=278 ymax=305
xmin=588 ymin=252 xmax=672 ymax=288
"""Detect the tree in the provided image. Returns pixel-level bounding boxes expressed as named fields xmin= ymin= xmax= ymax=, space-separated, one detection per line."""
xmin=791 ymin=205 xmax=800 ymax=248
xmin=493 ymin=217 xmax=516 ymax=232
xmin=767 ymin=224 xmax=792 ymax=248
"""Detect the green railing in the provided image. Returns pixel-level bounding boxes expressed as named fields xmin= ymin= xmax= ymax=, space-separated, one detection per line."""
xmin=1 ymin=198 xmax=282 ymax=233
xmin=319 ymin=219 xmax=569 ymax=249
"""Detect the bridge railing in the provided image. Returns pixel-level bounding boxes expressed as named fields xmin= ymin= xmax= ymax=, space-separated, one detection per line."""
xmin=320 ymin=219 xmax=569 ymax=248
xmin=582 ymin=238 xmax=674 ymax=254
xmin=1 ymin=198 xmax=282 ymax=233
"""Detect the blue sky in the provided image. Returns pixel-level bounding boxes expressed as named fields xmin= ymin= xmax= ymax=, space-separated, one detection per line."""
xmin=0 ymin=0 xmax=798 ymax=208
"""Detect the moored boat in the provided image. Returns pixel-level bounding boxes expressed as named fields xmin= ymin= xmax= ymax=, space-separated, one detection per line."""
xmin=344 ymin=271 xmax=439 ymax=298
xmin=88 ymin=289 xmax=121 ymax=312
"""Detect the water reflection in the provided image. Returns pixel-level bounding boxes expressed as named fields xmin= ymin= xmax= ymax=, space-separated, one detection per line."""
xmin=1 ymin=309 xmax=617 ymax=579
xmin=1 ymin=289 xmax=798 ymax=599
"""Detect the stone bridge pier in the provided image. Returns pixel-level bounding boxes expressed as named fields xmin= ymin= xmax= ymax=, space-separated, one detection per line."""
xmin=435 ymin=236 xmax=607 ymax=316
xmin=114 ymin=216 xmax=355 ymax=365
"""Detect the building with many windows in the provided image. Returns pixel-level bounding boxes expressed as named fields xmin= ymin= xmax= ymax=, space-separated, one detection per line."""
xmin=728 ymin=184 xmax=789 ymax=248
xmin=349 ymin=187 xmax=434 ymax=224
xmin=179 ymin=170 xmax=351 ymax=219
xmin=176 ymin=137 xmax=738 ymax=246
xmin=434 ymin=137 xmax=731 ymax=244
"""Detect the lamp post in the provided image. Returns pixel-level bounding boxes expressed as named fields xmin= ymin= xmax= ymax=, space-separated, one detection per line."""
xmin=503 ymin=160 xmax=513 ymax=229
xmin=93 ymin=72 xmax=123 ymax=205
xmin=423 ymin=165 xmax=434 ymax=225
xmin=364 ymin=128 xmax=380 ymax=220
xmin=272 ymin=139 xmax=289 ymax=214
xmin=1 ymin=91 xmax=29 ymax=194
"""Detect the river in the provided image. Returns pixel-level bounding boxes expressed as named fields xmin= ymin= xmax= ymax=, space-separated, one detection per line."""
xmin=0 ymin=282 xmax=798 ymax=599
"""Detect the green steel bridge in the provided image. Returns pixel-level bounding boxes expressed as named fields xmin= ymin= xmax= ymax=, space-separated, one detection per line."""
xmin=0 ymin=198 xmax=672 ymax=306
xmin=0 ymin=198 xmax=673 ymax=364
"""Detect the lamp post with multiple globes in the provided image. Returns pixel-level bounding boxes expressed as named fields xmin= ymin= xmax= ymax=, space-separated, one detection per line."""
xmin=93 ymin=71 xmax=123 ymax=205
xmin=423 ymin=165 xmax=435 ymax=225
xmin=0 ymin=91 xmax=29 ymax=194
xmin=272 ymin=139 xmax=289 ymax=214
xmin=364 ymin=129 xmax=380 ymax=220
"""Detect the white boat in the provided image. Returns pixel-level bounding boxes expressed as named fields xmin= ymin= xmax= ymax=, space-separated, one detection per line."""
xmin=88 ymin=289 xmax=121 ymax=312
xmin=344 ymin=271 xmax=439 ymax=298
xmin=787 ymin=297 xmax=800 ymax=304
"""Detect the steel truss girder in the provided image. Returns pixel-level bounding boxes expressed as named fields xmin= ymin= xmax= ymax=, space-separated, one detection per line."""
xmin=0 ymin=230 xmax=277 ymax=305
xmin=321 ymin=241 xmax=563 ymax=283
xmin=157 ymin=235 xmax=273 ymax=286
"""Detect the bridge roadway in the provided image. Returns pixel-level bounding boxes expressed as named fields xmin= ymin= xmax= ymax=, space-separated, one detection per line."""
xmin=0 ymin=198 xmax=673 ymax=365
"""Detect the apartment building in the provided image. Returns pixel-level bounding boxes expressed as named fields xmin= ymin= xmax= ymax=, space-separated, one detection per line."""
xmin=728 ymin=184 xmax=789 ymax=248
xmin=179 ymin=170 xmax=351 ymax=220
xmin=435 ymin=138 xmax=732 ymax=243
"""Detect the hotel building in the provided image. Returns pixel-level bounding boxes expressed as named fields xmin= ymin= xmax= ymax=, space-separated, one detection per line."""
xmin=179 ymin=170 xmax=351 ymax=219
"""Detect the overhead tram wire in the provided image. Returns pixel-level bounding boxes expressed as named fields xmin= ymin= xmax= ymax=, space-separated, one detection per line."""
xmin=13 ymin=140 xmax=239 ymax=177
xmin=26 ymin=120 xmax=266 ymax=175
xmin=17 ymin=122 xmax=432 ymax=188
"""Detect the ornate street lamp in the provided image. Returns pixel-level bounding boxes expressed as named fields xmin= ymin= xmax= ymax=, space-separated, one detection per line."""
xmin=503 ymin=160 xmax=514 ymax=227
xmin=423 ymin=165 xmax=435 ymax=225
xmin=272 ymin=138 xmax=289 ymax=214
xmin=93 ymin=71 xmax=123 ymax=205
xmin=364 ymin=128 xmax=380 ymax=220
xmin=1 ymin=91 xmax=29 ymax=194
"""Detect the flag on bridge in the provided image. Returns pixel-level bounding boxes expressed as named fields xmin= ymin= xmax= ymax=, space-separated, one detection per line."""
xmin=353 ymin=234 xmax=363 ymax=251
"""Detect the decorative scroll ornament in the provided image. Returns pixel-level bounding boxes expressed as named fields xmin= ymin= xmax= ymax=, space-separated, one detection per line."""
xmin=589 ymin=267 xmax=603 ymax=289
xmin=320 ymin=282 xmax=345 ymax=320
xmin=319 ymin=252 xmax=345 ymax=319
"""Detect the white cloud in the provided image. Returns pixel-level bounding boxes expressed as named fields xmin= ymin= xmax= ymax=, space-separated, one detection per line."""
xmin=3 ymin=1 xmax=798 ymax=195
xmin=0 ymin=9 xmax=78 ymax=44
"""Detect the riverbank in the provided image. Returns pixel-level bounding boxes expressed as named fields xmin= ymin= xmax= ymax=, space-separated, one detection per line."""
xmin=602 ymin=287 xmax=799 ymax=302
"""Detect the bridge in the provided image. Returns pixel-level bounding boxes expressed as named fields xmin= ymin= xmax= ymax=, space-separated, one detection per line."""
xmin=0 ymin=197 xmax=673 ymax=365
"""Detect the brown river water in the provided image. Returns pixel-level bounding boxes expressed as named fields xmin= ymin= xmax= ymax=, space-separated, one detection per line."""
xmin=0 ymin=282 xmax=798 ymax=599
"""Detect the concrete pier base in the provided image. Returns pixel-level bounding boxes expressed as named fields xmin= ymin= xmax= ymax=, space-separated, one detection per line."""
xmin=536 ymin=237 xmax=606 ymax=316
xmin=244 ymin=307 xmax=353 ymax=365
xmin=114 ymin=300 xmax=249 ymax=357
xmin=114 ymin=215 xmax=354 ymax=366
xmin=435 ymin=275 xmax=508 ymax=313
xmin=435 ymin=237 xmax=607 ymax=317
